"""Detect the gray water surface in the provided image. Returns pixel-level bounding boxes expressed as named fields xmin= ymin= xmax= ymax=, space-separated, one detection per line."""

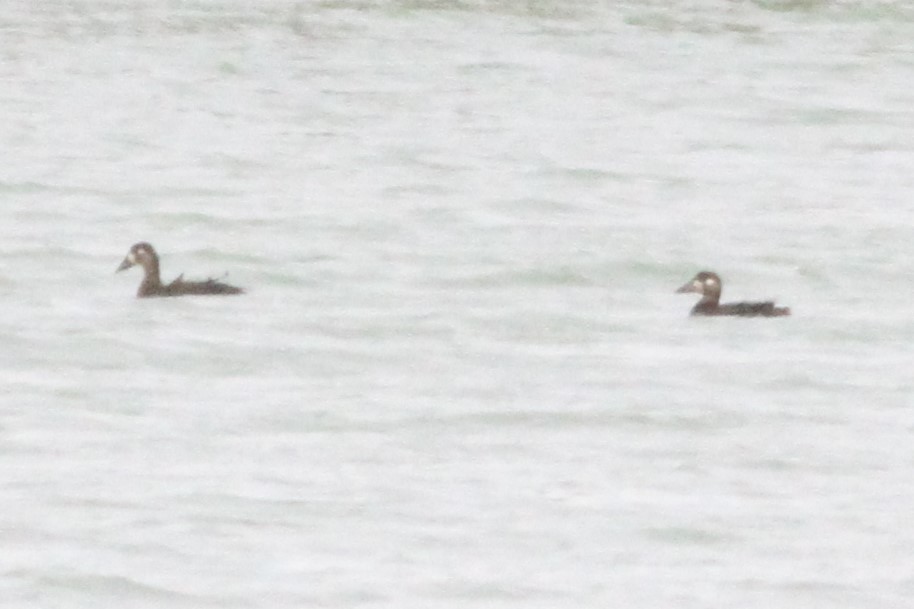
xmin=1 ymin=1 xmax=913 ymax=607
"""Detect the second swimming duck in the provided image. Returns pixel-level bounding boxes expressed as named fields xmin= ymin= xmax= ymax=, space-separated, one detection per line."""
xmin=676 ymin=271 xmax=789 ymax=317
xmin=117 ymin=242 xmax=244 ymax=298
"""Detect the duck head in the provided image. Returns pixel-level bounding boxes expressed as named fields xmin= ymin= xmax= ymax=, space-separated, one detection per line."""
xmin=676 ymin=271 xmax=722 ymax=304
xmin=117 ymin=242 xmax=159 ymax=273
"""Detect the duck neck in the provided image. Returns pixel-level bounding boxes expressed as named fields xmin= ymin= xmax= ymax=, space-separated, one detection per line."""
xmin=139 ymin=259 xmax=163 ymax=293
xmin=699 ymin=288 xmax=720 ymax=306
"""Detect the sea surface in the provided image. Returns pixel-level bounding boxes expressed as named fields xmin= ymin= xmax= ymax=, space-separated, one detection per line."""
xmin=1 ymin=1 xmax=913 ymax=607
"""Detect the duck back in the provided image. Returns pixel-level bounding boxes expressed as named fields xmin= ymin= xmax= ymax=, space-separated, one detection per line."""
xmin=160 ymin=274 xmax=244 ymax=297
xmin=692 ymin=301 xmax=790 ymax=317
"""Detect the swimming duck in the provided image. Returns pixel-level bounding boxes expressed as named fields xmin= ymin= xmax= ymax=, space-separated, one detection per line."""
xmin=676 ymin=271 xmax=789 ymax=317
xmin=116 ymin=242 xmax=244 ymax=298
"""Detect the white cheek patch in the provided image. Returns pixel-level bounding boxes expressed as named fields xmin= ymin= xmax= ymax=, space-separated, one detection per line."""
xmin=127 ymin=252 xmax=137 ymax=263
xmin=693 ymin=280 xmax=703 ymax=291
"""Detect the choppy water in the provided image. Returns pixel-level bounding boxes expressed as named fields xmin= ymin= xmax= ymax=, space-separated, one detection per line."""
xmin=1 ymin=1 xmax=913 ymax=607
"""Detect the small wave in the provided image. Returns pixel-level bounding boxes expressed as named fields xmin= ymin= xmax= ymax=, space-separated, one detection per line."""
xmin=31 ymin=572 xmax=227 ymax=606
xmin=456 ymin=266 xmax=593 ymax=288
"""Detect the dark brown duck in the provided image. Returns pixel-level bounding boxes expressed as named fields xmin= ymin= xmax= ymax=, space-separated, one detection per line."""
xmin=676 ymin=271 xmax=789 ymax=317
xmin=117 ymin=242 xmax=244 ymax=298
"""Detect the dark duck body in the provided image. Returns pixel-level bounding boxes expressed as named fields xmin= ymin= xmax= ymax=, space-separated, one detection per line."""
xmin=676 ymin=271 xmax=789 ymax=317
xmin=117 ymin=242 xmax=244 ymax=298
